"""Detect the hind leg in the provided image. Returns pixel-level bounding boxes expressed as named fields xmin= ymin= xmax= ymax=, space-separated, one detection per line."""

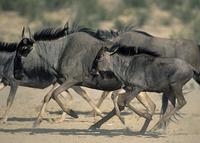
xmin=92 ymin=91 xmax=110 ymax=118
xmin=89 ymin=87 xmax=141 ymax=130
xmin=151 ymin=84 xmax=186 ymax=131
xmin=136 ymin=92 xmax=156 ymax=120
xmin=135 ymin=92 xmax=156 ymax=133
xmin=72 ymin=86 xmax=103 ymax=117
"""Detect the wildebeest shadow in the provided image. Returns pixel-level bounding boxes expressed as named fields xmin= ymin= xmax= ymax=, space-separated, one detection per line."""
xmin=48 ymin=110 xmax=133 ymax=116
xmin=0 ymin=127 xmax=164 ymax=138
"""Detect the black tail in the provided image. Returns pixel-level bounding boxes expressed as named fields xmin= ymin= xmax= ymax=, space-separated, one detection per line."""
xmin=161 ymin=94 xmax=176 ymax=115
xmin=161 ymin=95 xmax=168 ymax=115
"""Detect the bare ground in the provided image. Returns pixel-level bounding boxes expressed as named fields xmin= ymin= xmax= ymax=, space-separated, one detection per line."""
xmin=0 ymin=80 xmax=200 ymax=143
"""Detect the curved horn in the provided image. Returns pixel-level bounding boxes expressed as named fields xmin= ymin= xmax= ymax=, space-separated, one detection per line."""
xmin=27 ymin=26 xmax=35 ymax=42
xmin=22 ymin=26 xmax=25 ymax=39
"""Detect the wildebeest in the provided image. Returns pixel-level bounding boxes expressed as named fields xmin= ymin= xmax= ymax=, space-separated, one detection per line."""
xmin=88 ymin=44 xmax=194 ymax=133
xmin=89 ymin=26 xmax=200 ymax=130
xmin=1 ymin=23 xmax=113 ymax=126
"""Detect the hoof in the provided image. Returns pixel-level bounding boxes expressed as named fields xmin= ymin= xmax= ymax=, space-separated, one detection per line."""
xmin=139 ymin=128 xmax=147 ymax=135
xmin=88 ymin=124 xmax=100 ymax=131
xmin=32 ymin=119 xmax=42 ymax=128
xmin=32 ymin=121 xmax=42 ymax=128
xmin=67 ymin=109 xmax=79 ymax=118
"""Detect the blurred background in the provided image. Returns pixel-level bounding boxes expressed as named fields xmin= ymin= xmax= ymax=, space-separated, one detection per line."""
xmin=0 ymin=0 xmax=200 ymax=42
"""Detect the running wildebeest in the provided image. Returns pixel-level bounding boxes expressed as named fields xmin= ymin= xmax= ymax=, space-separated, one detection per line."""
xmin=88 ymin=44 xmax=194 ymax=133
xmin=1 ymin=23 xmax=110 ymax=125
xmin=89 ymin=26 xmax=200 ymax=130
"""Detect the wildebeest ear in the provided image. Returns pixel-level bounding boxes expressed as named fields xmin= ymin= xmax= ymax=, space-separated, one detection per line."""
xmin=21 ymin=26 xmax=25 ymax=39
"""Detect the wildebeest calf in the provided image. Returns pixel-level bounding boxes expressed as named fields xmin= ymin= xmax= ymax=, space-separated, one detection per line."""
xmin=90 ymin=45 xmax=194 ymax=132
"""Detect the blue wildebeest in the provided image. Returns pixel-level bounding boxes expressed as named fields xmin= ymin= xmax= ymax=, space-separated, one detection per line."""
xmin=88 ymin=44 xmax=194 ymax=133
xmin=0 ymin=24 xmax=109 ymax=125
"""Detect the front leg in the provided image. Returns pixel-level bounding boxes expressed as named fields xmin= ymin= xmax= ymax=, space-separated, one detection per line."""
xmin=111 ymin=90 xmax=125 ymax=125
xmin=1 ymin=84 xmax=17 ymax=124
xmin=33 ymin=83 xmax=59 ymax=128
xmin=52 ymin=80 xmax=78 ymax=119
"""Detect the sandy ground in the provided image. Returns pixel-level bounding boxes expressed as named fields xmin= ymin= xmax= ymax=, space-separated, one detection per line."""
xmin=0 ymin=80 xmax=200 ymax=143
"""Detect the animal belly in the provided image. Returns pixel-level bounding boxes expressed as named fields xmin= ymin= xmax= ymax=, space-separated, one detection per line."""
xmin=82 ymin=76 xmax=121 ymax=91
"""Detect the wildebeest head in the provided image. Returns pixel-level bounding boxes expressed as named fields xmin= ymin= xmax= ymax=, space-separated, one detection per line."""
xmin=16 ymin=27 xmax=34 ymax=57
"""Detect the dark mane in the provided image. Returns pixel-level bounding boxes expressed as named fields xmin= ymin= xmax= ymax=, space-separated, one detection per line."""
xmin=66 ymin=23 xmax=106 ymax=41
xmin=33 ymin=22 xmax=105 ymax=41
xmin=0 ymin=42 xmax=18 ymax=52
xmin=33 ymin=27 xmax=67 ymax=41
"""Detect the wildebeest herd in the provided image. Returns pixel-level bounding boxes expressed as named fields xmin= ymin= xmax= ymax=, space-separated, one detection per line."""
xmin=0 ymin=21 xmax=200 ymax=134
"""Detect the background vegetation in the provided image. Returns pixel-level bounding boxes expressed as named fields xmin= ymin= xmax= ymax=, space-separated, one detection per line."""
xmin=0 ymin=0 xmax=200 ymax=41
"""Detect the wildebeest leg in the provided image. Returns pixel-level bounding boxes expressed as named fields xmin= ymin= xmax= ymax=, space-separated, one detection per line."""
xmin=89 ymin=88 xmax=141 ymax=130
xmin=151 ymin=84 xmax=186 ymax=131
xmin=52 ymin=80 xmax=78 ymax=119
xmin=135 ymin=92 xmax=156 ymax=133
xmin=1 ymin=84 xmax=18 ymax=124
xmin=52 ymin=90 xmax=76 ymax=123
xmin=53 ymin=90 xmax=73 ymax=123
xmin=89 ymin=106 xmax=125 ymax=130
xmin=123 ymin=88 xmax=153 ymax=133
xmin=33 ymin=83 xmax=59 ymax=128
xmin=92 ymin=91 xmax=110 ymax=117
xmin=0 ymin=82 xmax=6 ymax=90
xmin=135 ymin=92 xmax=156 ymax=120
xmin=111 ymin=90 xmax=125 ymax=125
xmin=71 ymin=86 xmax=103 ymax=117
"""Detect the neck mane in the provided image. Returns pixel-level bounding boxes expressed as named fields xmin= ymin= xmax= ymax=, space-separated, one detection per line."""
xmin=0 ymin=42 xmax=18 ymax=52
